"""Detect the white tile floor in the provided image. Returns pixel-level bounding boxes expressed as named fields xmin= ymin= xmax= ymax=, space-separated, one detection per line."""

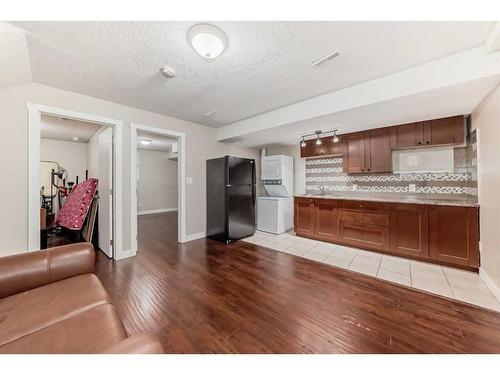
xmin=243 ymin=231 xmax=500 ymax=312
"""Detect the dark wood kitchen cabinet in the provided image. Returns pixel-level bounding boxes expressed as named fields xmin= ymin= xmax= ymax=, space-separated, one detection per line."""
xmin=389 ymin=204 xmax=429 ymax=259
xmin=294 ymin=197 xmax=315 ymax=237
xmin=429 ymin=205 xmax=479 ymax=268
xmin=391 ymin=122 xmax=424 ymax=148
xmin=365 ymin=128 xmax=392 ymax=173
xmin=423 ymin=116 xmax=465 ymax=146
xmin=294 ymin=197 xmax=480 ymax=270
xmin=342 ymin=132 xmax=366 ymax=173
xmin=391 ymin=116 xmax=465 ymax=149
xmin=338 ymin=200 xmax=390 ymax=251
xmin=314 ymin=199 xmax=339 ymax=241
xmin=342 ymin=129 xmax=391 ymax=173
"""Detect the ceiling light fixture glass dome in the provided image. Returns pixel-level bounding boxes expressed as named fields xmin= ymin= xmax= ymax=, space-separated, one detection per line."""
xmin=188 ymin=24 xmax=228 ymax=59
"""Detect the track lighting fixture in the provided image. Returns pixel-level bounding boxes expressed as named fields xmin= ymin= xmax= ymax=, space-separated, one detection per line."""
xmin=333 ymin=130 xmax=340 ymax=143
xmin=299 ymin=128 xmax=339 ymax=147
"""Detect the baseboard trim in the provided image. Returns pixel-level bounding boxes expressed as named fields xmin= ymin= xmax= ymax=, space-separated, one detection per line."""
xmin=138 ymin=208 xmax=178 ymax=215
xmin=479 ymin=267 xmax=500 ymax=302
xmin=183 ymin=231 xmax=206 ymax=242
xmin=114 ymin=249 xmax=135 ymax=260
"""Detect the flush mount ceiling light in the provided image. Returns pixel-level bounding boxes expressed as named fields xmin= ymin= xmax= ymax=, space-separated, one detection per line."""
xmin=138 ymin=138 xmax=152 ymax=146
xmin=187 ymin=24 xmax=228 ymax=59
xmin=72 ymin=136 xmax=79 ymax=142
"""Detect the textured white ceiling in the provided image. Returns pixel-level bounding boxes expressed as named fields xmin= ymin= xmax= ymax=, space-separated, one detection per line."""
xmin=137 ymin=131 xmax=177 ymax=153
xmin=41 ymin=114 xmax=103 ymax=142
xmin=9 ymin=21 xmax=495 ymax=127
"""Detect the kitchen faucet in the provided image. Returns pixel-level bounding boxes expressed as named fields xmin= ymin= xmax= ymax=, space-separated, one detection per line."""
xmin=316 ymin=185 xmax=327 ymax=196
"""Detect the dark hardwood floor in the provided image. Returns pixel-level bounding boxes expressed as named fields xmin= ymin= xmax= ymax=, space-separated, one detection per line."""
xmin=94 ymin=212 xmax=500 ymax=353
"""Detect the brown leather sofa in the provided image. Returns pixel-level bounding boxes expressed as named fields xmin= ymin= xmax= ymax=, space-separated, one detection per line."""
xmin=0 ymin=243 xmax=163 ymax=354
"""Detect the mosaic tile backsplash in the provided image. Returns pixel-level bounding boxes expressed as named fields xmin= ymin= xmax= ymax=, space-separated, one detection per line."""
xmin=305 ymin=129 xmax=478 ymax=201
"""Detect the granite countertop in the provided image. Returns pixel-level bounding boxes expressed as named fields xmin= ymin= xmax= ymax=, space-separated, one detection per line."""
xmin=294 ymin=193 xmax=479 ymax=207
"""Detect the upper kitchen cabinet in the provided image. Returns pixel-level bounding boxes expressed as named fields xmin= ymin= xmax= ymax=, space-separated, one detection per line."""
xmin=423 ymin=116 xmax=465 ymax=146
xmin=300 ymin=135 xmax=342 ymax=158
xmin=342 ymin=132 xmax=366 ymax=173
xmin=365 ymin=128 xmax=392 ymax=173
xmin=343 ymin=128 xmax=391 ymax=174
xmin=391 ymin=116 xmax=465 ymax=149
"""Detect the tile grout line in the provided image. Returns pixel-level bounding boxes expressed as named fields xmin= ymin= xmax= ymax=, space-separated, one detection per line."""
xmin=441 ymin=266 xmax=457 ymax=299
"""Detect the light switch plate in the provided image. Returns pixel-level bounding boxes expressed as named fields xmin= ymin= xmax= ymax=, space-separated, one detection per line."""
xmin=409 ymin=184 xmax=416 ymax=193
xmin=352 ymin=184 xmax=358 ymax=191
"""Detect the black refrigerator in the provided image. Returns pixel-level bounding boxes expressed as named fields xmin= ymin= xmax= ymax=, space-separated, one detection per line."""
xmin=206 ymin=156 xmax=256 ymax=243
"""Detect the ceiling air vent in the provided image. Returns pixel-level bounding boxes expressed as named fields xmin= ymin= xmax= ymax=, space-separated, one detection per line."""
xmin=311 ymin=51 xmax=341 ymax=68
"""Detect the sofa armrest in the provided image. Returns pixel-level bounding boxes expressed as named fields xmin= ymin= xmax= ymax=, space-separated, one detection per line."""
xmin=103 ymin=333 xmax=164 ymax=354
xmin=0 ymin=243 xmax=95 ymax=298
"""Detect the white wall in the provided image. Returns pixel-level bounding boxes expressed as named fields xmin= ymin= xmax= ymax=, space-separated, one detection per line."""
xmin=471 ymin=82 xmax=500 ymax=298
xmin=40 ymin=138 xmax=88 ymax=183
xmin=0 ymin=82 xmax=259 ymax=255
xmin=138 ymin=149 xmax=178 ymax=213
xmin=263 ymin=145 xmax=305 ymax=196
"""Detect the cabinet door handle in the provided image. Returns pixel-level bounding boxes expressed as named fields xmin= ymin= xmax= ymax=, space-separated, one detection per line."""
xmin=417 ymin=142 xmax=422 ymax=145
xmin=367 ymin=168 xmax=370 ymax=171
xmin=426 ymin=141 xmax=430 ymax=144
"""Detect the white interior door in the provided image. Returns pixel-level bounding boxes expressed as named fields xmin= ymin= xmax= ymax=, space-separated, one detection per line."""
xmin=98 ymin=127 xmax=113 ymax=258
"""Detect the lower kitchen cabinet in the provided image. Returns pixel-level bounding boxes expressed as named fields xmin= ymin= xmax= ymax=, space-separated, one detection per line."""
xmin=389 ymin=204 xmax=429 ymax=259
xmin=314 ymin=199 xmax=339 ymax=241
xmin=339 ymin=221 xmax=389 ymax=251
xmin=294 ymin=197 xmax=315 ymax=237
xmin=294 ymin=197 xmax=480 ymax=270
xmin=429 ymin=205 xmax=479 ymax=268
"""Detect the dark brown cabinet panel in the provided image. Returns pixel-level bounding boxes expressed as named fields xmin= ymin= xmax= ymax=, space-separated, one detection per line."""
xmin=365 ymin=128 xmax=392 ymax=173
xmin=423 ymin=116 xmax=465 ymax=146
xmin=389 ymin=204 xmax=429 ymax=259
xmin=342 ymin=129 xmax=391 ymax=174
xmin=342 ymin=132 xmax=366 ymax=173
xmin=322 ymin=136 xmax=343 ymax=156
xmin=429 ymin=206 xmax=479 ymax=267
xmin=294 ymin=198 xmax=315 ymax=237
xmin=391 ymin=122 xmax=425 ymax=148
xmin=314 ymin=199 xmax=339 ymax=241
xmin=391 ymin=116 xmax=465 ymax=149
xmin=339 ymin=221 xmax=390 ymax=251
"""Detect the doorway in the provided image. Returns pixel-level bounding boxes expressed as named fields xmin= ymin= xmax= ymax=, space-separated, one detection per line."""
xmin=27 ymin=103 xmax=125 ymax=259
xmin=130 ymin=123 xmax=186 ymax=255
xmin=39 ymin=114 xmax=113 ymax=257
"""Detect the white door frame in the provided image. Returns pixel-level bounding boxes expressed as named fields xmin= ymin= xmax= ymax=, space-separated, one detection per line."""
xmin=26 ymin=102 xmax=126 ymax=259
xmin=130 ymin=123 xmax=186 ymax=254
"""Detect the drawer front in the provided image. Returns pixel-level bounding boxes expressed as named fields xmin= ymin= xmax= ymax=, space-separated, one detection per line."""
xmin=340 ymin=210 xmax=389 ymax=227
xmin=363 ymin=212 xmax=389 ymax=226
xmin=340 ymin=222 xmax=390 ymax=251
xmin=340 ymin=210 xmax=363 ymax=223
xmin=338 ymin=200 xmax=392 ymax=212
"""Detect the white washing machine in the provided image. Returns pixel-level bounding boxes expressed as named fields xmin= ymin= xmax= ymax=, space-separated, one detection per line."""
xmin=257 ymin=197 xmax=294 ymax=234
xmin=257 ymin=155 xmax=294 ymax=234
